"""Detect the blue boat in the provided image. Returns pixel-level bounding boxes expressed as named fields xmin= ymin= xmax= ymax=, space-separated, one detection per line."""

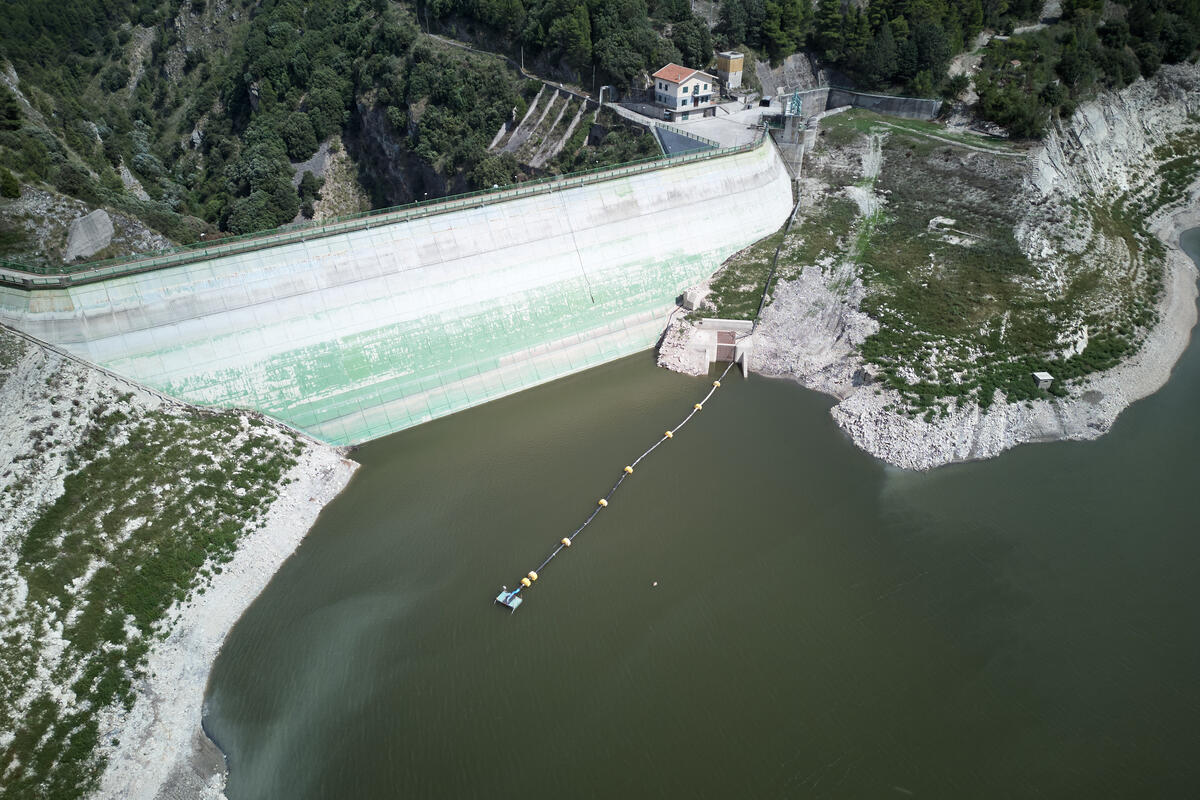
xmin=495 ymin=588 xmax=523 ymax=612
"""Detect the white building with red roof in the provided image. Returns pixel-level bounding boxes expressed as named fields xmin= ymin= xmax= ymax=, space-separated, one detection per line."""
xmin=651 ymin=63 xmax=718 ymax=122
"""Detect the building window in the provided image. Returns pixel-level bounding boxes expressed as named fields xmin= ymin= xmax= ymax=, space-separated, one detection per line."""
xmin=683 ymin=112 xmax=690 ymax=120
xmin=682 ymin=86 xmax=689 ymax=93
xmin=704 ymin=83 xmax=709 ymax=89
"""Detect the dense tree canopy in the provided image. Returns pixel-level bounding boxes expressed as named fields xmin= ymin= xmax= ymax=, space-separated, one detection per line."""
xmin=975 ymin=0 xmax=1200 ymax=137
xmin=3 ymin=0 xmax=1198 ymax=251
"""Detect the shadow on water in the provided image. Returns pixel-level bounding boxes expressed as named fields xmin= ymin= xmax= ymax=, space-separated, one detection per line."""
xmin=205 ymin=229 xmax=1200 ymax=798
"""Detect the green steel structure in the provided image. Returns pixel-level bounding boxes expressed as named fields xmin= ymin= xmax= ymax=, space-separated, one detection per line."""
xmin=0 ymin=137 xmax=793 ymax=445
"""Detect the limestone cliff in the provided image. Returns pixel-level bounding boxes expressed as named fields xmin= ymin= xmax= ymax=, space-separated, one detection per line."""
xmin=835 ymin=65 xmax=1200 ymax=469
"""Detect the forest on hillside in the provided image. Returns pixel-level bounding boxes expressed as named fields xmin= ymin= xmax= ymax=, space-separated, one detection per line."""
xmin=1 ymin=0 xmax=1198 ymax=253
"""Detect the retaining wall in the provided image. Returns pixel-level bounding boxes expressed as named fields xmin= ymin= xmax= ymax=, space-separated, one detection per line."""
xmin=774 ymin=87 xmax=941 ymax=120
xmin=0 ymin=138 xmax=794 ymax=445
xmin=826 ymin=88 xmax=942 ymax=120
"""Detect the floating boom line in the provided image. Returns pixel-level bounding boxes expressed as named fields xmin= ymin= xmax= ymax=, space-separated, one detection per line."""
xmin=496 ymin=135 xmax=807 ymax=611
xmin=495 ymin=358 xmax=739 ymax=611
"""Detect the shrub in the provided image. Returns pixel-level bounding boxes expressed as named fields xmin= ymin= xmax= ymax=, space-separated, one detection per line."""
xmin=0 ymin=87 xmax=20 ymax=132
xmin=0 ymin=166 xmax=19 ymax=198
xmin=298 ymin=170 xmax=323 ymax=203
xmin=280 ymin=111 xmax=317 ymax=161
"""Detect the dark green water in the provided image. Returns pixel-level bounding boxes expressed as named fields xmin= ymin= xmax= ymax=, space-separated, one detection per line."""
xmin=205 ymin=229 xmax=1200 ymax=798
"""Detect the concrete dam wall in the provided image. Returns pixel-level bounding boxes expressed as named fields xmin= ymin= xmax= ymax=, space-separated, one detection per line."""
xmin=0 ymin=139 xmax=794 ymax=445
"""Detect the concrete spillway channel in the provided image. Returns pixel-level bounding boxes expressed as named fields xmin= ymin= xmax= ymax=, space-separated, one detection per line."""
xmin=492 ymin=88 xmax=588 ymax=168
xmin=0 ymin=138 xmax=794 ymax=446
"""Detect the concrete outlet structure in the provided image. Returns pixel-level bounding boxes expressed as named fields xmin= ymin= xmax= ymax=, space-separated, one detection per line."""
xmin=1 ymin=139 xmax=793 ymax=445
xmin=688 ymin=318 xmax=756 ymax=376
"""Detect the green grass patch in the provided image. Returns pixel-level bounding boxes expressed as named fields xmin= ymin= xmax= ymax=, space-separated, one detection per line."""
xmin=778 ymin=197 xmax=859 ymax=278
xmin=0 ymin=401 xmax=299 ymax=798
xmin=855 ymin=126 xmax=1175 ymax=410
xmin=694 ymin=228 xmax=788 ymax=321
xmin=819 ymin=109 xmax=1024 ymax=155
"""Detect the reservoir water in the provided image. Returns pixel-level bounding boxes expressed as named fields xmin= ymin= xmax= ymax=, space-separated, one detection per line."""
xmin=205 ymin=228 xmax=1200 ymax=798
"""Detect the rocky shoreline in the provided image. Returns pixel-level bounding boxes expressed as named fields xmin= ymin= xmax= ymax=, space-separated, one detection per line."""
xmin=0 ymin=327 xmax=356 ymax=800
xmin=93 ymin=444 xmax=357 ymax=800
xmin=829 ymin=202 xmax=1199 ymax=471
xmin=660 ymin=65 xmax=1200 ymax=471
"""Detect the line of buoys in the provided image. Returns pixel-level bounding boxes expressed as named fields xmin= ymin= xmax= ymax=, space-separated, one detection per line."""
xmin=497 ymin=358 xmax=739 ymax=609
xmin=497 ymin=187 xmax=800 ymax=613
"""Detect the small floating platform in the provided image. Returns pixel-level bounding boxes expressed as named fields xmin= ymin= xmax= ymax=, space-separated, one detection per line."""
xmin=495 ymin=589 xmax=523 ymax=612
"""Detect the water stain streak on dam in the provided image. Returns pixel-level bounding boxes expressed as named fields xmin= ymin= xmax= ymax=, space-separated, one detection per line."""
xmin=0 ymin=139 xmax=792 ymax=444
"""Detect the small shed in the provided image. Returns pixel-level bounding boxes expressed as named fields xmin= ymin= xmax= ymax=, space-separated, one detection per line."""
xmin=1032 ymin=371 xmax=1054 ymax=390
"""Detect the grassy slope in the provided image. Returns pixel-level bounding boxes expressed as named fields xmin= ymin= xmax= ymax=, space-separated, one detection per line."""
xmin=0 ymin=330 xmax=304 ymax=799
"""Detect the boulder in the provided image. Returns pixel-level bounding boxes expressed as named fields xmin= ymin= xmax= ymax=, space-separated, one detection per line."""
xmin=64 ymin=209 xmax=114 ymax=262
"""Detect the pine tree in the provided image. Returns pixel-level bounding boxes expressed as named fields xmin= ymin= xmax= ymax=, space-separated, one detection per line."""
xmin=0 ymin=87 xmax=21 ymax=131
xmin=549 ymin=3 xmax=592 ymax=72
xmin=762 ymin=1 xmax=795 ymax=58
xmin=868 ymin=21 xmax=899 ymax=85
xmin=0 ymin=167 xmax=19 ymax=199
xmin=813 ymin=0 xmax=845 ymax=62
xmin=845 ymin=6 xmax=872 ymax=59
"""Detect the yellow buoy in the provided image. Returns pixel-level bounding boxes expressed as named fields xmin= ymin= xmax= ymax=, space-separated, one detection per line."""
xmin=528 ymin=571 xmax=538 ymax=581
xmin=521 ymin=577 xmax=532 ymax=588
xmin=562 ymin=537 xmax=571 ymax=547
xmin=664 ymin=430 xmax=674 ymax=438
xmin=713 ymin=380 xmax=721 ymax=388
xmin=598 ymin=498 xmax=608 ymax=507
xmin=624 ymin=465 xmax=634 ymax=474
xmin=694 ymin=403 xmax=703 ymax=410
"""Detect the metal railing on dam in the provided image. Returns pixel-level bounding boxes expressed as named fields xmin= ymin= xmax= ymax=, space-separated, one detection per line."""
xmin=0 ymin=134 xmax=794 ymax=446
xmin=0 ymin=130 xmax=764 ymax=290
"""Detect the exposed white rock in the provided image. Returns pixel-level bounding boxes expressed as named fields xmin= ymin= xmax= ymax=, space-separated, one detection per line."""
xmin=64 ymin=209 xmax=115 ymax=262
xmin=94 ymin=445 xmax=356 ymax=800
xmin=657 ymin=318 xmax=709 ymax=375
xmin=753 ymin=261 xmax=879 ymax=399
xmin=0 ymin=328 xmax=357 ymax=800
xmin=662 ymin=63 xmax=1200 ymax=471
